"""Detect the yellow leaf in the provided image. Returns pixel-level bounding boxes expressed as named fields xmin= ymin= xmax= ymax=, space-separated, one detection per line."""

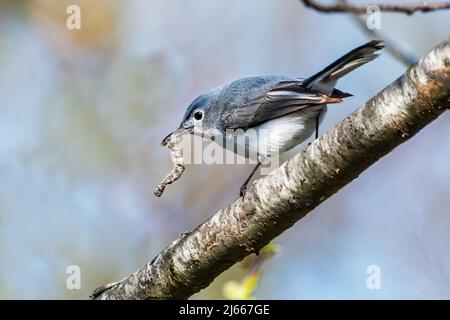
xmin=260 ymin=242 xmax=279 ymax=257
xmin=223 ymin=272 xmax=260 ymax=300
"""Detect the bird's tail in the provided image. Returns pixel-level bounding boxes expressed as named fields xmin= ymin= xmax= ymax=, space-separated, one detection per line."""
xmin=304 ymin=40 xmax=384 ymax=94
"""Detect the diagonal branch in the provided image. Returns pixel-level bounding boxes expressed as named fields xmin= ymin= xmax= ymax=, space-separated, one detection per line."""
xmin=348 ymin=15 xmax=418 ymax=66
xmin=300 ymin=0 xmax=450 ymax=15
xmin=92 ymin=40 xmax=449 ymax=300
xmin=337 ymin=0 xmax=418 ymax=66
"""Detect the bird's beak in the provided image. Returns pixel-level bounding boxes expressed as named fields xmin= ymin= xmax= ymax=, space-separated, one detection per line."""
xmin=160 ymin=126 xmax=192 ymax=147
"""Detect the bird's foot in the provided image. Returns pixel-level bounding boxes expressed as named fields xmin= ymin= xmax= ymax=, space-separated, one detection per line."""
xmin=239 ymin=185 xmax=247 ymax=198
xmin=90 ymin=281 xmax=121 ymax=299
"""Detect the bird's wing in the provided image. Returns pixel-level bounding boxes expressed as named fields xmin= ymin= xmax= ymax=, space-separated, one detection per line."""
xmin=221 ymin=80 xmax=344 ymax=130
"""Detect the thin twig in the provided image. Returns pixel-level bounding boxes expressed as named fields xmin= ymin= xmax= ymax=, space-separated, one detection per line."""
xmin=154 ymin=133 xmax=186 ymax=197
xmin=301 ymin=0 xmax=450 ymax=15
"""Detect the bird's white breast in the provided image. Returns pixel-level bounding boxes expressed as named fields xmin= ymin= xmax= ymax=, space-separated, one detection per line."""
xmin=226 ymin=106 xmax=325 ymax=161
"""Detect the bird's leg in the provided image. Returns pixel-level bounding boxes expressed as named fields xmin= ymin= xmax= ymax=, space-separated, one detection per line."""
xmin=240 ymin=162 xmax=261 ymax=197
xmin=315 ymin=114 xmax=319 ymax=139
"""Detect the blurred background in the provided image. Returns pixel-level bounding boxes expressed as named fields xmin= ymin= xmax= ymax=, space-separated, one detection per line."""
xmin=0 ymin=0 xmax=449 ymax=299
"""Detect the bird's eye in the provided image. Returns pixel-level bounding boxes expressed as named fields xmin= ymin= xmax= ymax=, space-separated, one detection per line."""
xmin=193 ymin=110 xmax=203 ymax=121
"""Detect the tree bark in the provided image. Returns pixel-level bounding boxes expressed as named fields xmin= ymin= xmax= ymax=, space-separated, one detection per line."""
xmin=93 ymin=40 xmax=449 ymax=300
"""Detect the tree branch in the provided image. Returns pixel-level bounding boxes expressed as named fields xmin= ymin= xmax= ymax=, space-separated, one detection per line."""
xmin=301 ymin=0 xmax=450 ymax=15
xmin=92 ymin=40 xmax=449 ymax=300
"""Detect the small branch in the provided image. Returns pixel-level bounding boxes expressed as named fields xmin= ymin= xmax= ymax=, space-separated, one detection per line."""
xmin=92 ymin=40 xmax=449 ymax=300
xmin=301 ymin=0 xmax=450 ymax=15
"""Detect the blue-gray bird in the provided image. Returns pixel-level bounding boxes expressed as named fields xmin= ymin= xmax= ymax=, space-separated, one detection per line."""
xmin=162 ymin=40 xmax=384 ymax=196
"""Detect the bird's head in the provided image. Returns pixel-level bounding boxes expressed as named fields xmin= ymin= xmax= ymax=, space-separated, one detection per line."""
xmin=161 ymin=86 xmax=223 ymax=146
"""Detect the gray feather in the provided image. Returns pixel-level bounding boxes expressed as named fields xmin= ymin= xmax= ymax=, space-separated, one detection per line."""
xmin=219 ymin=76 xmax=334 ymax=130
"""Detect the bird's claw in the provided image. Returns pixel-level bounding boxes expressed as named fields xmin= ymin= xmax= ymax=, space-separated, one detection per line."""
xmin=239 ymin=185 xmax=247 ymax=198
